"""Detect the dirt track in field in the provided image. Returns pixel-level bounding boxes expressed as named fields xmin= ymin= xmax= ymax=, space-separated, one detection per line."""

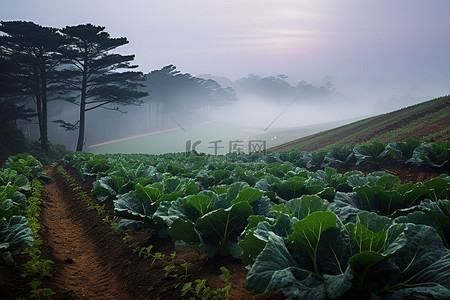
xmin=39 ymin=166 xmax=175 ymax=299
xmin=40 ymin=168 xmax=129 ymax=299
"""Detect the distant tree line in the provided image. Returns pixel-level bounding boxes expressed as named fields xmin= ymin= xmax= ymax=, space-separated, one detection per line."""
xmin=197 ymin=73 xmax=334 ymax=105
xmin=234 ymin=74 xmax=333 ymax=103
xmin=144 ymin=65 xmax=237 ymax=125
xmin=0 ymin=21 xmax=148 ymax=152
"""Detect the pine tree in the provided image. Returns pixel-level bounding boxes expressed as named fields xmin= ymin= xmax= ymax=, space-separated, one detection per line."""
xmin=0 ymin=21 xmax=65 ymax=155
xmin=59 ymin=24 xmax=148 ymax=151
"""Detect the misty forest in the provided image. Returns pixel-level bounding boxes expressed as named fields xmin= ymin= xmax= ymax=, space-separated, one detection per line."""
xmin=1 ymin=20 xmax=449 ymax=300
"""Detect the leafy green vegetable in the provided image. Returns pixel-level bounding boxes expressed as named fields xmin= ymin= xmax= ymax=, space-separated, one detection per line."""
xmin=406 ymin=141 xmax=450 ymax=168
xmin=231 ymin=187 xmax=263 ymax=205
xmin=61 ymin=149 xmax=450 ymax=299
xmin=0 ymin=170 xmax=30 ymax=191
xmin=362 ymin=224 xmax=450 ymax=299
xmin=113 ymin=184 xmax=160 ymax=228
xmin=0 ymin=216 xmax=34 ymax=265
xmin=92 ymin=175 xmax=130 ymax=201
xmin=346 ymin=211 xmax=407 ymax=255
xmin=4 ymin=153 xmax=51 ymax=184
xmin=323 ymin=145 xmax=355 ymax=167
xmin=152 ymin=191 xmax=214 ymax=241
xmin=418 ymin=199 xmax=450 ymax=248
xmin=424 ymin=177 xmax=450 ymax=201
xmin=353 ymin=142 xmax=389 ymax=166
xmin=284 ymin=195 xmax=330 ymax=220
xmin=0 ymin=184 xmax=27 ymax=220
xmin=353 ymin=185 xmax=404 ymax=215
xmin=288 ymin=211 xmax=338 ymax=276
xmin=245 ymin=233 xmax=304 ymax=293
xmin=153 ymin=194 xmax=209 ymax=230
xmin=239 ymin=213 xmax=293 ymax=265
xmin=195 ymin=202 xmax=253 ymax=256
xmin=385 ymin=138 xmax=421 ymax=161
xmin=273 ymin=177 xmax=308 ymax=200
xmin=168 ymin=218 xmax=200 ymax=245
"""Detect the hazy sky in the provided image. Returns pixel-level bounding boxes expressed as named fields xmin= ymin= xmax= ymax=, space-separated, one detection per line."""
xmin=2 ymin=0 xmax=450 ymax=122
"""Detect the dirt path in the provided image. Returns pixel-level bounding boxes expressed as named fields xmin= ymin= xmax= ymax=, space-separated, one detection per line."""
xmin=40 ymin=167 xmax=131 ymax=299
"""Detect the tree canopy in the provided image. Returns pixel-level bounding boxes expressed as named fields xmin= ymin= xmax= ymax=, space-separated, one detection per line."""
xmin=59 ymin=24 xmax=148 ymax=151
xmin=0 ymin=21 xmax=66 ymax=154
xmin=0 ymin=21 xmax=148 ymax=153
xmin=145 ymin=64 xmax=237 ymax=113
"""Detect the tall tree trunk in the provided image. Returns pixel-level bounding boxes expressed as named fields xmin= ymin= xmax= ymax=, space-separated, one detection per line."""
xmin=35 ymin=88 xmax=43 ymax=146
xmin=76 ymin=51 xmax=88 ymax=152
xmin=76 ymin=97 xmax=85 ymax=151
xmin=40 ymin=68 xmax=49 ymax=155
xmin=33 ymin=63 xmax=48 ymax=155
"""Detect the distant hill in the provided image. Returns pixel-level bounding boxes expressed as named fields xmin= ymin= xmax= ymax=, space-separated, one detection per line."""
xmin=271 ymin=95 xmax=450 ymax=151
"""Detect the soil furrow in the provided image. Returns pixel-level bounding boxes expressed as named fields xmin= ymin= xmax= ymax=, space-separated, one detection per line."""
xmin=40 ymin=168 xmax=130 ymax=299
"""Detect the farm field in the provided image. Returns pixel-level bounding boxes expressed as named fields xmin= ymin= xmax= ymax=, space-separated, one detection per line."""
xmin=2 ymin=2 xmax=450 ymax=299
xmin=272 ymin=95 xmax=450 ymax=151
xmin=1 ymin=138 xmax=449 ymax=299
xmin=1 ymin=96 xmax=449 ymax=300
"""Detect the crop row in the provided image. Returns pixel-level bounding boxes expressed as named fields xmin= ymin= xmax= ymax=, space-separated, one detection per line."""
xmin=295 ymin=138 xmax=449 ymax=169
xmin=366 ymin=105 xmax=450 ymax=144
xmin=0 ymin=154 xmax=51 ymax=265
xmin=284 ymin=95 xmax=450 ymax=150
xmin=0 ymin=154 xmax=54 ymax=297
xmin=63 ymin=146 xmax=450 ymax=299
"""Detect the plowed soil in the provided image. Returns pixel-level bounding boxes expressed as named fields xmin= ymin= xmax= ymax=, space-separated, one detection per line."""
xmin=40 ymin=168 xmax=129 ymax=299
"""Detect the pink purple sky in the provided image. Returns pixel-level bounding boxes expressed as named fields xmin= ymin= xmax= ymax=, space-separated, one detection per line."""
xmin=2 ymin=0 xmax=450 ymax=117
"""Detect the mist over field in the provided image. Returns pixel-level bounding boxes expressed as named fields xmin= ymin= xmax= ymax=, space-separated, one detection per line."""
xmin=3 ymin=0 xmax=450 ymax=153
xmin=20 ymin=67 xmax=444 ymax=154
xmin=32 ymin=75 xmax=438 ymax=155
